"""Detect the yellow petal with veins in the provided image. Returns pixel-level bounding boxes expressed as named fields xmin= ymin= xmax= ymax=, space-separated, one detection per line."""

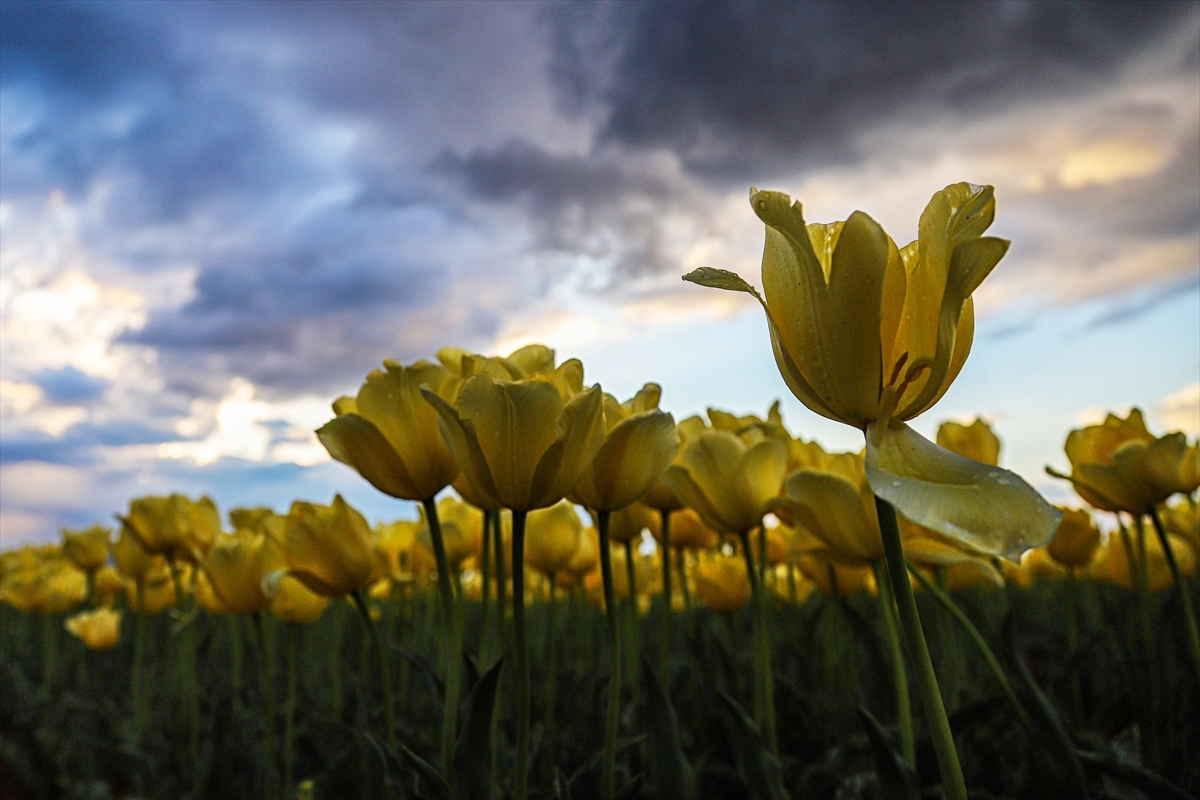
xmin=866 ymin=421 xmax=1060 ymax=560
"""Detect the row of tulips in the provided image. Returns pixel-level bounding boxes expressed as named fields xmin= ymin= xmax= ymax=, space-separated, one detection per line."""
xmin=3 ymin=181 xmax=1198 ymax=799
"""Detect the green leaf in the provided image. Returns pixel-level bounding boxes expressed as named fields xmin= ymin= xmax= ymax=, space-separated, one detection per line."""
xmin=401 ymin=745 xmax=453 ymax=800
xmin=856 ymin=705 xmax=920 ymax=800
xmin=716 ymin=691 xmax=790 ymax=800
xmin=453 ymin=657 xmax=503 ymax=800
xmin=681 ymin=268 xmax=764 ymax=303
xmin=642 ymin=658 xmax=696 ymax=800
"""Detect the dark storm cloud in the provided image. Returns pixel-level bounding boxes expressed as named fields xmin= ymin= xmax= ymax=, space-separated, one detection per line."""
xmin=544 ymin=0 xmax=1195 ymax=179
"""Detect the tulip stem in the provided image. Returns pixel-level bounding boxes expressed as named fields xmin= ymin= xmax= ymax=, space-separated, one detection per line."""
xmin=738 ymin=528 xmax=778 ymax=756
xmin=480 ymin=507 xmax=493 ymax=666
xmin=252 ymin=613 xmax=278 ymax=800
xmin=284 ymin=623 xmax=299 ymax=796
xmin=906 ymin=562 xmax=1035 ymax=736
xmin=676 ymin=547 xmax=691 ymax=608
xmin=623 ymin=537 xmax=639 ymax=691
xmin=511 ymin=509 xmax=531 ymax=800
xmin=545 ymin=571 xmax=559 ymax=769
xmin=659 ymin=509 xmax=673 ymax=682
xmin=874 ymin=496 xmax=967 ymax=800
xmin=350 ymin=590 xmax=396 ymax=760
xmin=490 ymin=507 xmax=506 ymax=786
xmin=1148 ymin=508 xmax=1200 ymax=676
xmin=598 ymin=511 xmax=621 ymax=800
xmin=422 ymin=497 xmax=462 ymax=777
xmin=872 ymin=560 xmax=914 ymax=764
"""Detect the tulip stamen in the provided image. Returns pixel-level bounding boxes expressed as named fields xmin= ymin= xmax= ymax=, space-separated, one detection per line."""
xmin=888 ymin=352 xmax=911 ymax=388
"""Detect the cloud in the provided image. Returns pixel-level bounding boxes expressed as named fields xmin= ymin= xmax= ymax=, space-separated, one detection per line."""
xmin=1158 ymin=383 xmax=1200 ymax=435
xmin=546 ymin=1 xmax=1196 ymax=179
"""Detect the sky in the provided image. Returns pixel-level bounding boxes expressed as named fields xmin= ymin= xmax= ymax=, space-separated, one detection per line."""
xmin=1 ymin=0 xmax=1198 ymax=545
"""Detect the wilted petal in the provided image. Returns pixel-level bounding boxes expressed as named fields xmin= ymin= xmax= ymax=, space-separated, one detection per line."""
xmin=866 ymin=421 xmax=1061 ymax=560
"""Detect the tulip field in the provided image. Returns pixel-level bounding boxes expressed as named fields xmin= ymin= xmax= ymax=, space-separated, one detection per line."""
xmin=2 ymin=183 xmax=1198 ymax=800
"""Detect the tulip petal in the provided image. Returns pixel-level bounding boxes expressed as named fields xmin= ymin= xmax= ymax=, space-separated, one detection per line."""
xmin=578 ymin=410 xmax=680 ymax=511
xmin=784 ymin=468 xmax=882 ymax=563
xmin=531 ymin=384 xmax=605 ymax=509
xmin=902 ymin=537 xmax=1004 ymax=587
xmin=317 ymin=413 xmax=419 ymax=499
xmin=421 ymin=387 xmax=501 ymax=510
xmin=734 ymin=439 xmax=788 ymax=529
xmin=865 ymin=421 xmax=1061 ymax=560
xmin=662 ymin=465 xmax=737 ymax=534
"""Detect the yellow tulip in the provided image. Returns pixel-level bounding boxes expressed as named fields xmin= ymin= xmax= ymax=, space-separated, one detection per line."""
xmin=128 ymin=563 xmax=187 ymax=614
xmin=1162 ymin=500 xmax=1199 ymax=556
xmin=563 ymin=525 xmax=599 ymax=584
xmin=280 ymin=496 xmax=383 ymax=596
xmin=659 ymin=507 xmax=719 ymax=551
xmin=317 ymin=359 xmax=462 ymax=502
xmin=1046 ymin=508 xmax=1102 ymax=568
xmin=602 ymin=502 xmax=660 ymax=544
xmin=1105 ymin=528 xmax=1196 ymax=592
xmin=92 ymin=566 xmax=126 ymax=607
xmin=65 ymin=607 xmax=122 ymax=650
xmin=901 ymin=531 xmax=1003 ymax=588
xmin=693 ymin=553 xmax=752 ymax=614
xmin=936 ymin=419 xmax=1000 ymax=466
xmin=61 ymin=525 xmax=111 ymax=572
xmin=35 ymin=559 xmax=89 ymax=614
xmin=375 ymin=518 xmax=422 ymax=579
xmin=1051 ymin=408 xmax=1198 ymax=513
xmin=572 ymin=384 xmax=680 ymax=513
xmin=525 ymin=501 xmax=583 ymax=577
xmin=422 ymin=372 xmax=606 ymax=512
xmin=684 ymin=182 xmax=1060 ymax=558
xmin=662 ymin=428 xmax=788 ymax=535
xmin=772 ymin=451 xmax=882 ymax=565
xmin=119 ymin=494 xmax=220 ymax=561
xmin=796 ymin=554 xmax=875 ymax=597
xmin=112 ymin=525 xmax=166 ymax=583
xmin=269 ymin=574 xmax=329 ymax=624
xmin=201 ymin=530 xmax=284 ymax=614
xmin=1019 ymin=548 xmax=1068 ymax=582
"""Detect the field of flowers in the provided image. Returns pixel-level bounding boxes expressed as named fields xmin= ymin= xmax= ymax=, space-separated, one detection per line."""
xmin=1 ymin=183 xmax=1197 ymax=800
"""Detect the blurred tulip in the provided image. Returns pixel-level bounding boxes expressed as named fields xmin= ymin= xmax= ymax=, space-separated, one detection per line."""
xmin=281 ymin=496 xmax=383 ymax=597
xmin=92 ymin=566 xmax=125 ymax=607
xmin=418 ymin=495 xmax=482 ymax=569
xmin=602 ymin=502 xmax=659 ymax=544
xmin=270 ymin=575 xmax=329 ymax=624
xmin=1106 ymin=528 xmax=1196 ymax=592
xmin=1050 ymin=409 xmax=1198 ymax=513
xmin=120 ymin=494 xmax=220 ymax=562
xmin=1047 ymin=508 xmax=1102 ymax=568
xmin=61 ymin=525 xmax=111 ymax=572
xmin=936 ymin=419 xmax=1001 ymax=466
xmin=693 ymin=553 xmax=752 ymax=614
xmin=112 ymin=525 xmax=165 ymax=583
xmin=663 ymin=428 xmax=787 ymax=535
xmin=660 ymin=507 xmax=719 ymax=550
xmin=525 ymin=501 xmax=583 ymax=576
xmin=773 ymin=451 xmax=882 ymax=564
xmin=202 ymin=530 xmax=284 ymax=614
xmin=65 ymin=607 xmax=122 ymax=650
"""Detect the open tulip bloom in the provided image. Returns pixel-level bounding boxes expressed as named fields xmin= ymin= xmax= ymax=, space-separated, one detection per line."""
xmin=684 ymin=181 xmax=1062 ymax=800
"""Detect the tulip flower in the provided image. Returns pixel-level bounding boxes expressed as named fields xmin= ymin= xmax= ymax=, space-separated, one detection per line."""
xmin=936 ymin=419 xmax=1001 ymax=466
xmin=525 ymin=501 xmax=583 ymax=578
xmin=202 ymin=530 xmax=283 ymax=615
xmin=61 ymin=525 xmax=111 ymax=573
xmin=1047 ymin=509 xmax=1102 ymax=568
xmin=119 ymin=494 xmax=220 ymax=563
xmin=1106 ymin=529 xmax=1196 ymax=592
xmin=64 ymin=607 xmax=122 ymax=650
xmin=681 ymin=183 xmax=1063 ymax=799
xmin=694 ymin=552 xmax=752 ymax=614
xmin=279 ymin=496 xmax=382 ymax=598
xmin=423 ymin=359 xmax=605 ymax=800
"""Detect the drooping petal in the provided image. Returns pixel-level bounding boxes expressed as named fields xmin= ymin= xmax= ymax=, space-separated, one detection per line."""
xmin=317 ymin=413 xmax=419 ymax=499
xmin=783 ymin=468 xmax=882 ymax=563
xmin=865 ymin=421 xmax=1061 ymax=560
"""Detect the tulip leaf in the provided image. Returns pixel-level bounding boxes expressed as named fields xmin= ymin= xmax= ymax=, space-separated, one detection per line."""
xmin=394 ymin=645 xmax=445 ymax=700
xmin=682 ymin=267 xmax=764 ymax=303
xmin=642 ymin=658 xmax=696 ymax=800
xmin=866 ymin=421 xmax=1061 ymax=561
xmin=856 ymin=705 xmax=920 ymax=800
xmin=716 ymin=691 xmax=791 ymax=800
xmin=453 ymin=657 xmax=503 ymax=800
xmin=401 ymin=744 xmax=453 ymax=800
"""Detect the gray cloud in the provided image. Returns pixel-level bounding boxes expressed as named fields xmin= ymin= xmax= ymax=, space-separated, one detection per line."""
xmin=546 ymin=1 xmax=1195 ymax=180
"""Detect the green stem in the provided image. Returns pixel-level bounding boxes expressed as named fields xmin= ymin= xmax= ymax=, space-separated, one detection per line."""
xmin=935 ymin=567 xmax=959 ymax=713
xmin=511 ymin=509 xmax=531 ymax=800
xmin=598 ymin=511 xmax=621 ymax=800
xmin=284 ymin=623 xmax=299 ymax=795
xmin=253 ymin=613 xmax=278 ymax=800
xmin=1148 ymin=507 xmax=1200 ymax=675
xmin=738 ymin=528 xmax=777 ymax=756
xmin=350 ymin=590 xmax=395 ymax=760
xmin=906 ymin=563 xmax=1035 ymax=735
xmin=623 ymin=537 xmax=639 ymax=691
xmin=872 ymin=560 xmax=914 ymax=764
xmin=1134 ymin=516 xmax=1160 ymax=769
xmin=480 ymin=506 xmax=493 ymax=666
xmin=659 ymin=510 xmax=673 ymax=683
xmin=875 ymin=497 xmax=966 ymax=800
xmin=1066 ymin=568 xmax=1082 ymax=723
xmin=490 ymin=507 xmax=507 ymax=786
xmin=132 ymin=583 xmax=147 ymax=749
xmin=422 ymin=497 xmax=462 ymax=777
xmin=676 ymin=547 xmax=691 ymax=608
xmin=545 ymin=572 xmax=559 ymax=769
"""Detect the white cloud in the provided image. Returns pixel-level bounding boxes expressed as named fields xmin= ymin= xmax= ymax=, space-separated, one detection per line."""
xmin=159 ymin=378 xmax=331 ymax=466
xmin=1158 ymin=382 xmax=1200 ymax=435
